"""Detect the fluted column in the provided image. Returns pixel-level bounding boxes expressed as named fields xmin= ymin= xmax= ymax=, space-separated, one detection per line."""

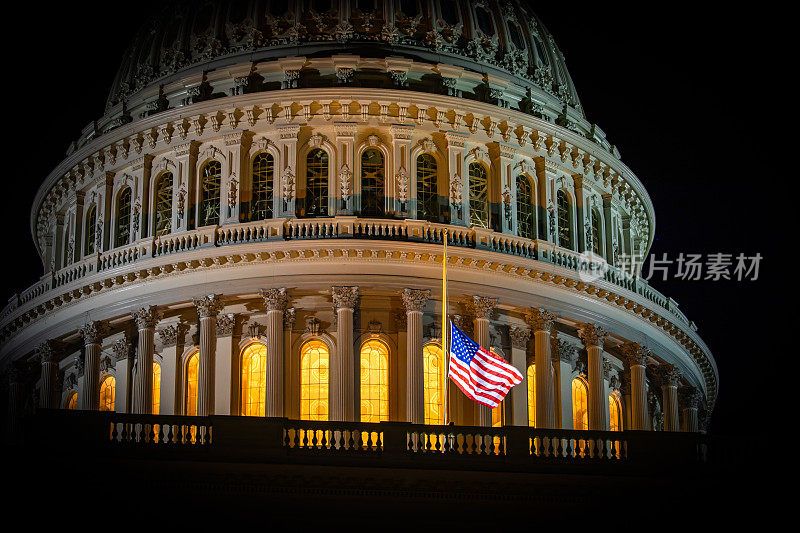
xmin=261 ymin=288 xmax=289 ymax=417
xmin=36 ymin=341 xmax=61 ymax=409
xmin=526 ymin=308 xmax=557 ymax=428
xmin=193 ymin=294 xmax=224 ymax=416
xmin=679 ymin=386 xmax=701 ymax=432
xmin=132 ymin=307 xmax=160 ymax=414
xmin=621 ymin=343 xmax=649 ymax=430
xmin=658 ymin=364 xmax=680 ymax=432
xmin=402 ymin=288 xmax=430 ymax=424
xmin=331 ymin=286 xmax=359 ymax=422
xmin=579 ymin=323 xmax=607 ymax=431
xmin=79 ymin=321 xmax=107 ymax=410
xmin=470 ymin=296 xmax=497 ymax=426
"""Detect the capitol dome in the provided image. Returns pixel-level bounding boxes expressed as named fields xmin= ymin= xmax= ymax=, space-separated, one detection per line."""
xmin=2 ymin=1 xmax=718 ymax=500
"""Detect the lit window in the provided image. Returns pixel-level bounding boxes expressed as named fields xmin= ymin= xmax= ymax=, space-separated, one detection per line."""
xmin=527 ymin=364 xmax=536 ymax=427
xmin=416 ymin=153 xmax=438 ymax=222
xmin=469 ymin=162 xmax=489 ymax=228
xmin=251 ymin=153 xmax=274 ymax=221
xmin=591 ymin=207 xmax=602 ymax=256
xmin=572 ymin=378 xmax=588 ymax=430
xmin=154 ymin=172 xmax=173 ymax=237
xmin=360 ymin=340 xmax=389 ymax=422
xmin=423 ymin=343 xmax=444 ymax=425
xmin=115 ymin=186 xmax=132 ymax=247
xmin=99 ymin=376 xmax=116 ymax=412
xmin=361 ymin=149 xmax=385 ymax=217
xmin=306 ymin=149 xmax=329 ymax=217
xmin=516 ymin=175 xmax=535 ymax=240
xmin=241 ymin=343 xmax=268 ymax=416
xmin=609 ymin=394 xmax=621 ymax=432
xmin=185 ymin=351 xmax=199 ymax=416
xmin=300 ymin=340 xmax=329 ymax=421
xmin=199 ymin=160 xmax=221 ymax=226
xmin=557 ymin=189 xmax=572 ymax=249
xmin=65 ymin=391 xmax=77 ymax=410
xmin=153 ymin=362 xmax=161 ymax=414
xmin=85 ymin=205 xmax=97 ymax=254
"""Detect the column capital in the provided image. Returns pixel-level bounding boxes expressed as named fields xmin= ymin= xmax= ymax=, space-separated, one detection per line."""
xmin=578 ymin=323 xmax=607 ymax=349
xmin=157 ymin=323 xmax=189 ymax=348
xmin=510 ymin=326 xmax=530 ymax=349
xmin=133 ymin=306 xmax=161 ymax=329
xmin=36 ymin=340 xmax=62 ymax=363
xmin=331 ymin=286 xmax=359 ymax=311
xmin=401 ymin=288 xmax=431 ymax=313
xmin=112 ymin=338 xmax=133 ymax=362
xmin=679 ymin=385 xmax=702 ymax=409
xmin=620 ymin=342 xmax=649 ymax=367
xmin=217 ymin=313 xmax=238 ymax=337
xmin=657 ymin=363 xmax=680 ymax=388
xmin=468 ymin=295 xmax=497 ymax=320
xmin=284 ymin=308 xmax=297 ymax=330
xmin=526 ymin=307 xmax=556 ymax=332
xmin=260 ymin=287 xmax=289 ymax=312
xmin=193 ymin=294 xmax=224 ymax=318
xmin=79 ymin=321 xmax=108 ymax=345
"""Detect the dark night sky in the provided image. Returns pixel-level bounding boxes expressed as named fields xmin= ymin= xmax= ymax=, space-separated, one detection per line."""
xmin=1 ymin=2 xmax=786 ymax=435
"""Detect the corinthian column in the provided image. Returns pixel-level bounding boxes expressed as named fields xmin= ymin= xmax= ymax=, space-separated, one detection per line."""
xmin=621 ymin=343 xmax=649 ymax=430
xmin=658 ymin=363 xmax=680 ymax=432
xmin=193 ymin=294 xmax=224 ymax=416
xmin=132 ymin=307 xmax=160 ymax=414
xmin=526 ymin=308 xmax=557 ymax=428
xmin=79 ymin=321 xmax=108 ymax=410
xmin=261 ymin=288 xmax=289 ymax=417
xmin=470 ymin=295 xmax=497 ymax=426
xmin=36 ymin=341 xmax=61 ymax=409
xmin=679 ymin=386 xmax=701 ymax=432
xmin=402 ymin=288 xmax=430 ymax=424
xmin=331 ymin=286 xmax=359 ymax=422
xmin=579 ymin=323 xmax=607 ymax=431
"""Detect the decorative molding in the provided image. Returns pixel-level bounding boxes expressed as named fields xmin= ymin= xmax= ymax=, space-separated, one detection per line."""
xmin=526 ymin=308 xmax=556 ymax=332
xmin=133 ymin=306 xmax=161 ymax=330
xmin=578 ymin=323 xmax=607 ymax=349
xmin=217 ymin=313 xmax=237 ymax=336
xmin=260 ymin=287 xmax=289 ymax=312
xmin=79 ymin=321 xmax=108 ymax=345
xmin=331 ymin=286 xmax=359 ymax=311
xmin=401 ymin=288 xmax=430 ymax=313
xmin=193 ymin=294 xmax=224 ymax=318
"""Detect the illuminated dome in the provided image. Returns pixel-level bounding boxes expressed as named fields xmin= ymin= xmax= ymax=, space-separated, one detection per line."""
xmin=3 ymin=1 xmax=717 ymax=492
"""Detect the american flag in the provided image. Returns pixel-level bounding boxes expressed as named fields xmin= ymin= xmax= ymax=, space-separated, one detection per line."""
xmin=448 ymin=321 xmax=523 ymax=408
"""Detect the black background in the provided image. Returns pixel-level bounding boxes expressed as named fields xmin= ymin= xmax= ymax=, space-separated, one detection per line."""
xmin=0 ymin=2 xmax=787 ymax=435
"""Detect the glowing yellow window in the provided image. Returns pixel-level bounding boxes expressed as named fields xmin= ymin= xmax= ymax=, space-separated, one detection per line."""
xmin=153 ymin=362 xmax=161 ymax=414
xmin=99 ymin=376 xmax=116 ymax=412
xmin=241 ymin=343 xmax=268 ymax=416
xmin=185 ymin=351 xmax=199 ymax=416
xmin=423 ymin=343 xmax=444 ymax=425
xmin=65 ymin=391 xmax=77 ymax=410
xmin=300 ymin=340 xmax=329 ymax=421
xmin=572 ymin=378 xmax=588 ymax=430
xmin=527 ymin=365 xmax=536 ymax=427
xmin=360 ymin=340 xmax=389 ymax=423
xmin=609 ymin=394 xmax=621 ymax=432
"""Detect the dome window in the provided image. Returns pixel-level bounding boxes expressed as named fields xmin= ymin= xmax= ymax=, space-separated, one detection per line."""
xmin=153 ymin=172 xmax=173 ymax=237
xmin=416 ymin=153 xmax=438 ymax=223
xmin=508 ymin=22 xmax=525 ymax=50
xmin=305 ymin=148 xmax=329 ymax=217
xmin=474 ymin=6 xmax=494 ymax=36
xmin=361 ymin=148 xmax=385 ymax=217
xmin=468 ymin=162 xmax=489 ymax=229
xmin=114 ymin=186 xmax=132 ymax=248
xmin=516 ymin=175 xmax=535 ymax=240
xmin=557 ymin=189 xmax=573 ymax=249
xmin=251 ymin=153 xmax=274 ymax=221
xmin=440 ymin=0 xmax=459 ymax=26
xmin=199 ymin=160 xmax=222 ymax=227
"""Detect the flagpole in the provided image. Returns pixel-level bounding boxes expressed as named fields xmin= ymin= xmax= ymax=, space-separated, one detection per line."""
xmin=442 ymin=228 xmax=449 ymax=427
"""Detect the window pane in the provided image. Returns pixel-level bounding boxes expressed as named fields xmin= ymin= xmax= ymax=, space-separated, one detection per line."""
xmin=527 ymin=364 xmax=535 ymax=427
xmin=609 ymin=395 xmax=621 ymax=431
xmin=154 ymin=172 xmax=173 ymax=237
xmin=557 ymin=190 xmax=572 ymax=249
xmin=251 ymin=153 xmax=274 ymax=221
xmin=66 ymin=391 xmax=77 ymax=410
xmin=199 ymin=160 xmax=221 ymax=226
xmin=360 ymin=340 xmax=389 ymax=422
xmin=185 ymin=352 xmax=199 ymax=416
xmin=115 ymin=187 xmax=132 ymax=247
xmin=572 ymin=378 xmax=588 ymax=430
xmin=241 ymin=343 xmax=268 ymax=416
xmin=306 ymin=149 xmax=329 ymax=217
xmin=416 ymin=154 xmax=439 ymax=222
xmin=516 ymin=176 xmax=535 ymax=239
xmin=591 ymin=208 xmax=602 ymax=256
xmin=361 ymin=149 xmax=385 ymax=217
xmin=468 ymin=163 xmax=489 ymax=228
xmin=153 ymin=362 xmax=161 ymax=414
xmin=99 ymin=376 xmax=116 ymax=412
xmin=301 ymin=340 xmax=329 ymax=421
xmin=85 ymin=206 xmax=97 ymax=254
xmin=423 ymin=344 xmax=444 ymax=424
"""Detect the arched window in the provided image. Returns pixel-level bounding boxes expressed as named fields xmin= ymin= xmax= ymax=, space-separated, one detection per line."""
xmin=153 ymin=362 xmax=161 ymax=415
xmin=557 ymin=190 xmax=572 ymax=249
xmin=609 ymin=394 xmax=621 ymax=432
xmin=416 ymin=153 xmax=438 ymax=222
xmin=591 ymin=207 xmax=602 ymax=256
xmin=99 ymin=376 xmax=115 ymax=412
xmin=241 ymin=342 xmax=268 ymax=416
xmin=185 ymin=351 xmax=199 ymax=416
xmin=572 ymin=378 xmax=588 ymax=430
xmin=469 ymin=162 xmax=489 ymax=228
xmin=65 ymin=391 xmax=77 ymax=410
xmin=475 ymin=6 xmax=495 ymax=36
xmin=85 ymin=205 xmax=97 ymax=254
xmin=516 ymin=175 xmax=535 ymax=240
xmin=360 ymin=340 xmax=389 ymax=422
xmin=199 ymin=160 xmax=221 ymax=227
xmin=115 ymin=186 xmax=132 ymax=247
xmin=251 ymin=153 xmax=274 ymax=221
xmin=306 ymin=149 xmax=329 ymax=217
xmin=300 ymin=340 xmax=329 ymax=421
xmin=153 ymin=172 xmax=173 ymax=237
xmin=423 ymin=343 xmax=444 ymax=424
xmin=361 ymin=149 xmax=385 ymax=217
xmin=527 ymin=364 xmax=535 ymax=427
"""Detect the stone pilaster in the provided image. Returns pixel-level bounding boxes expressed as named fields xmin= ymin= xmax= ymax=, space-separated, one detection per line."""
xmin=526 ymin=308 xmax=557 ymax=428
xmin=132 ymin=307 xmax=160 ymax=414
xmin=470 ymin=296 xmax=497 ymax=426
xmin=578 ymin=323 xmax=607 ymax=431
xmin=331 ymin=286 xmax=359 ymax=421
xmin=36 ymin=340 xmax=61 ymax=409
xmin=193 ymin=294 xmax=224 ymax=416
xmin=402 ymin=288 xmax=430 ymax=424
xmin=679 ymin=386 xmax=701 ymax=432
xmin=261 ymin=288 xmax=289 ymax=417
xmin=215 ymin=313 xmax=237 ymax=415
xmin=79 ymin=321 xmax=108 ymax=410
xmin=621 ymin=342 xmax=649 ymax=430
xmin=156 ymin=323 xmax=187 ymax=415
xmin=509 ymin=326 xmax=530 ymax=426
xmin=658 ymin=363 xmax=680 ymax=432
xmin=112 ymin=337 xmax=134 ymax=413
